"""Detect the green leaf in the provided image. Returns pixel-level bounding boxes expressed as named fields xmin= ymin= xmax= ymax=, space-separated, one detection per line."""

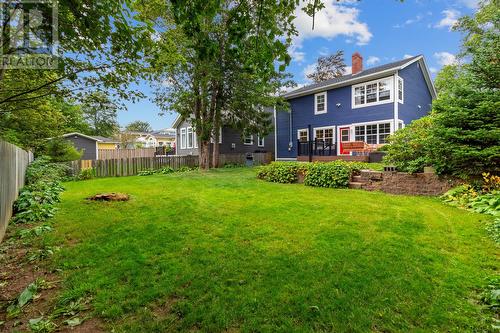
xmin=65 ymin=317 xmax=83 ymax=327
xmin=18 ymin=283 xmax=37 ymax=308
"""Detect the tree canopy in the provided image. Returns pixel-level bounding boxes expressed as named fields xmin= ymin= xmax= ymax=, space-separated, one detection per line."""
xmin=306 ymin=51 xmax=347 ymax=83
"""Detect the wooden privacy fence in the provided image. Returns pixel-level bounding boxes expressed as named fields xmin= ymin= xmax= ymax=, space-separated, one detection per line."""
xmin=70 ymin=153 xmax=273 ymax=178
xmin=98 ymin=148 xmax=156 ymax=160
xmin=0 ymin=140 xmax=33 ymax=242
xmin=70 ymin=155 xmax=199 ymax=177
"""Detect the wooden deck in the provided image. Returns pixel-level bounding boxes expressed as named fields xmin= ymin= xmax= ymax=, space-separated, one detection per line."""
xmin=297 ymin=155 xmax=369 ymax=162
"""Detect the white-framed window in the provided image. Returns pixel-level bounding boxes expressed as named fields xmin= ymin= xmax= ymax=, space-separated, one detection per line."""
xmin=243 ymin=135 xmax=253 ymax=145
xmin=352 ymin=77 xmax=394 ymax=108
xmin=314 ymin=92 xmax=327 ymax=114
xmin=398 ymin=77 xmax=404 ymax=103
xmin=180 ymin=128 xmax=186 ymax=149
xmin=187 ymin=127 xmax=193 ymax=148
xmin=193 ymin=130 xmax=198 ymax=148
xmin=353 ymin=121 xmax=392 ymax=145
xmin=257 ymin=135 xmax=264 ymax=147
xmin=297 ymin=129 xmax=309 ymax=142
xmin=314 ymin=126 xmax=335 ymax=145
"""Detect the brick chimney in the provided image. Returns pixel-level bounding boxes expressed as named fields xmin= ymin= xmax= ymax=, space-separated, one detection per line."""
xmin=352 ymin=52 xmax=363 ymax=75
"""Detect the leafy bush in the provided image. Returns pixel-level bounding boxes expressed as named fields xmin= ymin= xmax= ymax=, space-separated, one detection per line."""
xmin=257 ymin=162 xmax=303 ymax=184
xmin=11 ymin=157 xmax=66 ymax=224
xmin=138 ymin=169 xmax=157 ymax=176
xmin=41 ymin=137 xmax=82 ymax=162
xmin=383 ymin=117 xmax=434 ymax=173
xmin=304 ymin=161 xmax=352 ymax=188
xmin=224 ymin=163 xmax=244 ymax=168
xmin=76 ymin=168 xmax=94 ymax=181
xmin=442 ymin=173 xmax=500 ymax=243
xmin=158 ymin=167 xmax=174 ymax=174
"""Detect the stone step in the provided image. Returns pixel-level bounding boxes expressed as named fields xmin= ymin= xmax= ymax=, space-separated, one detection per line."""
xmin=352 ymin=175 xmax=362 ymax=182
xmin=348 ymin=182 xmax=363 ymax=189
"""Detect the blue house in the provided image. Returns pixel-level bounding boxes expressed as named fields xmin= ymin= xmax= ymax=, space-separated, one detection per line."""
xmin=275 ymin=53 xmax=436 ymax=162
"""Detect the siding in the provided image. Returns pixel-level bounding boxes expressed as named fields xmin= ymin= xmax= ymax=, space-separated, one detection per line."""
xmin=398 ymin=62 xmax=433 ymax=125
xmin=64 ymin=134 xmax=97 ymax=160
xmin=277 ymin=81 xmax=394 ymax=158
xmin=175 ymin=108 xmax=275 ymax=156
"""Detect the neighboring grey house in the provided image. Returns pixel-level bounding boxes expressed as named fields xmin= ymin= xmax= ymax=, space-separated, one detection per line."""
xmin=172 ymin=110 xmax=275 ymax=157
xmin=62 ymin=132 xmax=119 ymax=160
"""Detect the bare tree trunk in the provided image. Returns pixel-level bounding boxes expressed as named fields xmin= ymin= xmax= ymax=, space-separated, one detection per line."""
xmin=199 ymin=140 xmax=210 ymax=170
xmin=212 ymin=111 xmax=221 ymax=168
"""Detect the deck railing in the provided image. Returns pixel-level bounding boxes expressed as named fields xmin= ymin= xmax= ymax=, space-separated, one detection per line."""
xmin=297 ymin=140 xmax=336 ymax=157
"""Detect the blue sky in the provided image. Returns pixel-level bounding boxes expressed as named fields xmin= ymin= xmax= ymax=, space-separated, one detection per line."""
xmin=118 ymin=0 xmax=478 ymax=129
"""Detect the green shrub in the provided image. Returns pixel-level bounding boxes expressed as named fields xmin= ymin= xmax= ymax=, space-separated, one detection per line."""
xmin=257 ymin=162 xmax=302 ymax=184
xmin=76 ymin=168 xmax=94 ymax=180
xmin=138 ymin=169 xmax=156 ymax=176
xmin=41 ymin=137 xmax=82 ymax=162
xmin=224 ymin=163 xmax=244 ymax=168
xmin=159 ymin=167 xmax=174 ymax=174
xmin=304 ymin=161 xmax=352 ymax=188
xmin=11 ymin=157 xmax=66 ymax=224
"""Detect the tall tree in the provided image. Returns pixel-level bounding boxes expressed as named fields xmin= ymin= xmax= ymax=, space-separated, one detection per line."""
xmin=144 ymin=0 xmax=295 ymax=169
xmin=81 ymin=92 xmax=120 ymax=138
xmin=125 ymin=121 xmax=153 ymax=133
xmin=306 ymin=51 xmax=346 ymax=83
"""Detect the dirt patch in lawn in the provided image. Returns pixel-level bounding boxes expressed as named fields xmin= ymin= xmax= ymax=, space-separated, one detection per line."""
xmin=86 ymin=193 xmax=130 ymax=201
xmin=0 ymin=224 xmax=105 ymax=333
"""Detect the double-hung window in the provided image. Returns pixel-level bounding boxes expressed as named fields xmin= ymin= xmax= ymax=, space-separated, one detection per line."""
xmin=354 ymin=122 xmax=392 ymax=145
xmin=243 ymin=135 xmax=253 ymax=145
xmin=180 ymin=128 xmax=187 ymax=149
xmin=298 ymin=129 xmax=309 ymax=142
xmin=314 ymin=92 xmax=327 ymax=114
xmin=352 ymin=77 xmax=393 ymax=108
xmin=187 ymin=127 xmax=193 ymax=148
xmin=257 ymin=135 xmax=264 ymax=147
xmin=314 ymin=127 xmax=335 ymax=146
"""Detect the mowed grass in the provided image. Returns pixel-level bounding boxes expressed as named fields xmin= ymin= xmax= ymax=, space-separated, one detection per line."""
xmin=47 ymin=168 xmax=496 ymax=332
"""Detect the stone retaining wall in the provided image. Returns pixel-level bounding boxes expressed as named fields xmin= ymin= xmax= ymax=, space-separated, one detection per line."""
xmin=359 ymin=170 xmax=458 ymax=196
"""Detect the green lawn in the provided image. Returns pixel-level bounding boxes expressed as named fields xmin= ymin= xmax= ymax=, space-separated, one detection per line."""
xmin=47 ymin=168 xmax=496 ymax=332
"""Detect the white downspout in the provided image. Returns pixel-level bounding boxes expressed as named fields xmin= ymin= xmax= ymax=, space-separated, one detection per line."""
xmin=273 ymin=105 xmax=277 ymax=161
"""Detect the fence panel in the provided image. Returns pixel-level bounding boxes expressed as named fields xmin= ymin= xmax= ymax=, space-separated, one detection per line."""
xmin=70 ymin=153 xmax=271 ymax=178
xmin=98 ymin=148 xmax=156 ymax=160
xmin=0 ymin=140 xmax=33 ymax=242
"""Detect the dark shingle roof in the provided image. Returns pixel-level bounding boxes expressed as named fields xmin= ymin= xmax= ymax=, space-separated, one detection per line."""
xmin=284 ymin=55 xmax=422 ymax=98
xmin=91 ymin=136 xmax=119 ymax=143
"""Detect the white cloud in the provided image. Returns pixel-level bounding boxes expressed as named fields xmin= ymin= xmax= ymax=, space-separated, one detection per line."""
xmin=366 ymin=56 xmax=380 ymax=66
xmin=434 ymin=51 xmax=457 ymax=66
xmin=290 ymin=46 xmax=306 ymax=63
xmin=403 ymin=54 xmax=414 ymax=59
xmin=393 ymin=14 xmax=423 ymax=28
xmin=429 ymin=67 xmax=438 ymax=74
xmin=303 ymin=63 xmax=316 ymax=82
xmin=435 ymin=10 xmax=460 ymax=30
xmin=458 ymin=0 xmax=479 ymax=9
xmin=293 ymin=1 xmax=372 ymax=47
xmin=343 ymin=66 xmax=352 ymax=75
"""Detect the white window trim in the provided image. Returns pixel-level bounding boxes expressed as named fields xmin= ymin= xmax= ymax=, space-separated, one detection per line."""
xmin=297 ymin=128 xmax=309 ymax=142
xmin=351 ymin=76 xmax=394 ymax=109
xmin=314 ymin=92 xmax=327 ymax=115
xmin=243 ymin=134 xmax=253 ymax=145
xmin=257 ymin=135 xmax=265 ymax=147
xmin=313 ymin=126 xmax=336 ymax=143
xmin=351 ymin=120 xmax=393 ymax=145
xmin=194 ymin=130 xmax=198 ymax=149
xmin=180 ymin=128 xmax=186 ymax=149
xmin=398 ymin=76 xmax=404 ymax=104
xmin=187 ymin=127 xmax=194 ymax=149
